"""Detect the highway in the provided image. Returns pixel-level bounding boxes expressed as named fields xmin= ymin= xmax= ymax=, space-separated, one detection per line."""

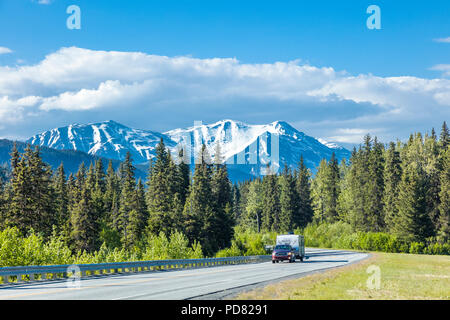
xmin=0 ymin=248 xmax=368 ymax=300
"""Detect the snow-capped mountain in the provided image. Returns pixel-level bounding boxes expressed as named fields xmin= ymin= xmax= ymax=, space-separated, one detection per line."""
xmin=27 ymin=119 xmax=351 ymax=180
xmin=27 ymin=120 xmax=177 ymax=165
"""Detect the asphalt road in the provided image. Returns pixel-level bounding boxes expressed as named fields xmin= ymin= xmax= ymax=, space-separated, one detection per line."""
xmin=0 ymin=248 xmax=368 ymax=300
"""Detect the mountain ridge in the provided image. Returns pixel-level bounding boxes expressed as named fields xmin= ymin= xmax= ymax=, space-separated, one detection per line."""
xmin=26 ymin=119 xmax=351 ymax=180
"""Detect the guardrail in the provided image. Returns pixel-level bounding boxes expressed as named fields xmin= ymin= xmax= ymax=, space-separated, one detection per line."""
xmin=0 ymin=255 xmax=271 ymax=285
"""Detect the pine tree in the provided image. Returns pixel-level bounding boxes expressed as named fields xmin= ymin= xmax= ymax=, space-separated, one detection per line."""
xmin=211 ymin=143 xmax=234 ymax=250
xmin=231 ymin=183 xmax=242 ymax=222
xmin=279 ymin=165 xmax=298 ymax=232
xmin=147 ymin=139 xmax=175 ymax=235
xmin=53 ymin=163 xmax=69 ymax=234
xmin=424 ymin=132 xmax=441 ymax=234
xmin=325 ymin=152 xmax=340 ymax=222
xmin=311 ymin=159 xmax=328 ymax=222
xmin=341 ymin=147 xmax=368 ymax=231
xmin=7 ymin=145 xmax=55 ymax=237
xmin=176 ymin=147 xmax=191 ymax=205
xmin=70 ymin=175 xmax=99 ymax=252
xmin=183 ymin=144 xmax=216 ymax=255
xmin=311 ymin=155 xmax=340 ymax=223
xmin=366 ymin=138 xmax=385 ymax=231
xmin=394 ymin=162 xmax=434 ymax=242
xmin=383 ymin=142 xmax=402 ymax=232
xmin=261 ymin=169 xmax=281 ymax=231
xmin=245 ymin=179 xmax=263 ymax=231
xmin=104 ymin=160 xmax=120 ymax=228
xmin=438 ymin=148 xmax=449 ymax=241
xmin=127 ymin=179 xmax=148 ymax=247
xmin=295 ymin=156 xmax=313 ymax=228
xmin=118 ymin=152 xmax=138 ymax=247
xmin=440 ymin=121 xmax=449 ymax=150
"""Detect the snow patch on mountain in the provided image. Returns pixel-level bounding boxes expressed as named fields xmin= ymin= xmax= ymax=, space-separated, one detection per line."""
xmin=27 ymin=119 xmax=351 ymax=180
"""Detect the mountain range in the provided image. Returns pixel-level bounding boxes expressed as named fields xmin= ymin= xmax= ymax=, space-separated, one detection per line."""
xmin=23 ymin=119 xmax=351 ymax=181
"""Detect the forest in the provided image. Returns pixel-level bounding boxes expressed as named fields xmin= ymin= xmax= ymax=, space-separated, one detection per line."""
xmin=0 ymin=123 xmax=448 ymax=267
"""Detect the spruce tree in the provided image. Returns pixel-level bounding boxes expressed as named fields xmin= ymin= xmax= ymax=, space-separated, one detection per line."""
xmin=311 ymin=155 xmax=340 ymax=223
xmin=279 ymin=165 xmax=297 ymax=232
xmin=126 ymin=179 xmax=148 ymax=247
xmin=211 ymin=144 xmax=234 ymax=250
xmin=147 ymin=139 xmax=175 ymax=235
xmin=261 ymin=169 xmax=281 ymax=231
xmin=383 ymin=142 xmax=402 ymax=232
xmin=394 ymin=162 xmax=434 ymax=242
xmin=53 ymin=163 xmax=69 ymax=234
xmin=295 ymin=156 xmax=313 ymax=228
xmin=366 ymin=138 xmax=385 ymax=231
xmin=70 ymin=175 xmax=99 ymax=252
xmin=440 ymin=121 xmax=449 ymax=150
xmin=245 ymin=179 xmax=263 ymax=231
xmin=118 ymin=152 xmax=138 ymax=247
xmin=183 ymin=144 xmax=216 ymax=255
xmin=438 ymin=148 xmax=449 ymax=241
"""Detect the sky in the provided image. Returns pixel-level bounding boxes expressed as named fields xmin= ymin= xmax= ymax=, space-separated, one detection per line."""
xmin=0 ymin=0 xmax=449 ymax=147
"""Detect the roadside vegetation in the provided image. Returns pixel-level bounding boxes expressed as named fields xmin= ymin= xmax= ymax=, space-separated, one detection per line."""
xmin=235 ymin=252 xmax=450 ymax=300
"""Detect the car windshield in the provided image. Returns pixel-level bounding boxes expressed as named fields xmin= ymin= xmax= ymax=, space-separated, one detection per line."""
xmin=275 ymin=245 xmax=291 ymax=250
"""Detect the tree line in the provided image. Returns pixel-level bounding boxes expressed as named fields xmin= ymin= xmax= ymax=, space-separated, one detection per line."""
xmin=233 ymin=122 xmax=449 ymax=244
xmin=0 ymin=140 xmax=234 ymax=257
xmin=0 ymin=122 xmax=448 ymax=260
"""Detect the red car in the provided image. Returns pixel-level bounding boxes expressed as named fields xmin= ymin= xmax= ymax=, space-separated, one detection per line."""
xmin=272 ymin=244 xmax=296 ymax=263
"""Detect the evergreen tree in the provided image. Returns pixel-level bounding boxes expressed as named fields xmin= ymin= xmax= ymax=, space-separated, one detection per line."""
xmin=70 ymin=175 xmax=100 ymax=252
xmin=127 ymin=179 xmax=148 ymax=247
xmin=295 ymin=156 xmax=313 ymax=228
xmin=118 ymin=152 xmax=138 ymax=248
xmin=279 ymin=165 xmax=298 ymax=232
xmin=147 ymin=139 xmax=175 ymax=235
xmin=7 ymin=145 xmax=55 ymax=237
xmin=245 ymin=179 xmax=263 ymax=231
xmin=183 ymin=144 xmax=216 ymax=255
xmin=394 ymin=162 xmax=434 ymax=242
xmin=104 ymin=160 xmax=120 ymax=228
xmin=366 ymin=138 xmax=385 ymax=231
xmin=311 ymin=154 xmax=340 ymax=223
xmin=261 ymin=169 xmax=281 ymax=231
xmin=383 ymin=142 xmax=402 ymax=232
xmin=438 ymin=148 xmax=449 ymax=241
xmin=440 ymin=121 xmax=449 ymax=150
xmin=211 ymin=143 xmax=234 ymax=250
xmin=53 ymin=163 xmax=69 ymax=234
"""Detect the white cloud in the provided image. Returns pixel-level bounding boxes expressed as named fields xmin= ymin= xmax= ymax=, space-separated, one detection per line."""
xmin=434 ymin=37 xmax=450 ymax=43
xmin=430 ymin=64 xmax=450 ymax=77
xmin=0 ymin=47 xmax=12 ymax=54
xmin=0 ymin=46 xmax=448 ymax=145
xmin=34 ymin=0 xmax=53 ymax=4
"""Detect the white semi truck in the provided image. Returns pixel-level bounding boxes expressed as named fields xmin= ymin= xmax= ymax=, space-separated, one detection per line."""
xmin=275 ymin=234 xmax=305 ymax=261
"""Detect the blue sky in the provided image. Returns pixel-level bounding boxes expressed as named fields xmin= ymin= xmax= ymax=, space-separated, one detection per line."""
xmin=0 ymin=0 xmax=449 ymax=147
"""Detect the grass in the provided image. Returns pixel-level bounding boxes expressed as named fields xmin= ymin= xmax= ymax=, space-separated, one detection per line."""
xmin=234 ymin=252 xmax=450 ymax=300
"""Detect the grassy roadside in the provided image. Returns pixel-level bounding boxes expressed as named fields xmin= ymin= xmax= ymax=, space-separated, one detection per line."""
xmin=234 ymin=252 xmax=450 ymax=300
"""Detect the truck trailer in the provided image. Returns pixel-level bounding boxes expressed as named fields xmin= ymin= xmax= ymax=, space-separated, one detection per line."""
xmin=275 ymin=234 xmax=305 ymax=261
